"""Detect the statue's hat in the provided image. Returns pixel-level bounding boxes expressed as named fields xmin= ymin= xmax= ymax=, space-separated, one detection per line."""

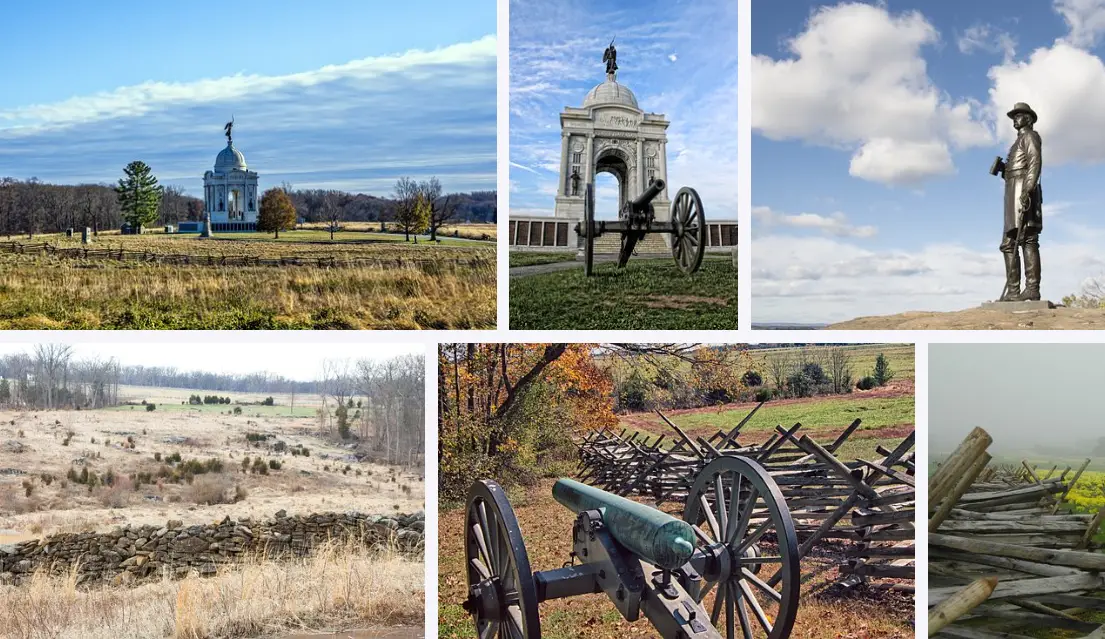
xmin=1007 ymin=102 xmax=1038 ymax=123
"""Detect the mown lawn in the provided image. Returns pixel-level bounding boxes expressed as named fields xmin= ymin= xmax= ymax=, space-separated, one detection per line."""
xmin=623 ymin=394 xmax=915 ymax=436
xmin=509 ymin=251 xmax=579 ymax=268
xmin=509 ymin=256 xmax=736 ymax=329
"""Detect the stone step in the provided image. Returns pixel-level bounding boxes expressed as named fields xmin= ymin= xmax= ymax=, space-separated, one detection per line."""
xmin=591 ymin=233 xmax=670 ymax=255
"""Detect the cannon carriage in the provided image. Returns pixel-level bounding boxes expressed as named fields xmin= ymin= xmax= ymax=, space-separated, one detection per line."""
xmin=575 ymin=179 xmax=707 ymax=276
xmin=462 ymin=456 xmax=801 ymax=639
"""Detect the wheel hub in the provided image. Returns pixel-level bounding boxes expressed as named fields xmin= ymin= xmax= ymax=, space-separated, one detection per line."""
xmin=465 ymin=577 xmax=504 ymax=621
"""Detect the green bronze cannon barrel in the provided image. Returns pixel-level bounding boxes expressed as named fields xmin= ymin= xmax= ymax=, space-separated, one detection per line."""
xmin=627 ymin=178 xmax=666 ymax=214
xmin=552 ymin=478 xmax=695 ymax=571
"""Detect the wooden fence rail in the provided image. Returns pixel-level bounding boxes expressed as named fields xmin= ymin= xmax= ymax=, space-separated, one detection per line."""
xmin=0 ymin=240 xmax=492 ymax=270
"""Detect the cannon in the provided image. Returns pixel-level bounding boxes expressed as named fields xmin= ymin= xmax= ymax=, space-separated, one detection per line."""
xmin=575 ymin=179 xmax=707 ymax=276
xmin=462 ymin=456 xmax=800 ymax=639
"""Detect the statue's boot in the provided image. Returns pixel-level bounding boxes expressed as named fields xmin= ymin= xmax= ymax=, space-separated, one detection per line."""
xmin=999 ymin=250 xmax=1021 ymax=302
xmin=1017 ymin=243 xmax=1041 ymax=301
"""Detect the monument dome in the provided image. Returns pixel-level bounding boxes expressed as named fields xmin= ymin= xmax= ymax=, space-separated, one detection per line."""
xmin=214 ymin=143 xmax=247 ymax=172
xmin=582 ymin=80 xmax=639 ymax=110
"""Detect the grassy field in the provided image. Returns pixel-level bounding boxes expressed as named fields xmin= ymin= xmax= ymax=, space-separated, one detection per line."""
xmin=0 ymin=236 xmax=495 ymax=329
xmin=508 ymin=251 xmax=579 ymax=268
xmin=748 ymin=344 xmax=915 ymax=381
xmin=296 ymin=221 xmax=496 ymax=242
xmin=510 ymin=256 xmax=736 ymax=329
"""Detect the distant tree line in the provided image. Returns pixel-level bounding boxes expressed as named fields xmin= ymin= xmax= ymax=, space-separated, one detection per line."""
xmin=0 ymin=173 xmax=495 ymax=237
xmin=0 ymin=178 xmax=202 ymax=237
xmin=117 ymin=365 xmax=320 ymax=394
xmin=0 ymin=345 xmax=121 ymax=410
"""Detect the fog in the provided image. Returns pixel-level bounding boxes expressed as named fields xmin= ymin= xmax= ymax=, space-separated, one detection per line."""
xmin=930 ymin=344 xmax=1105 ymax=456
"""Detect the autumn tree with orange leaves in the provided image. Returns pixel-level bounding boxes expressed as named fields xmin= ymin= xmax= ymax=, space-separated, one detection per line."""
xmin=438 ymin=343 xmax=748 ymax=501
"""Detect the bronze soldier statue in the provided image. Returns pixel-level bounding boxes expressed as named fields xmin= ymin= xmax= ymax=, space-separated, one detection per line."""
xmin=991 ymin=102 xmax=1043 ymax=301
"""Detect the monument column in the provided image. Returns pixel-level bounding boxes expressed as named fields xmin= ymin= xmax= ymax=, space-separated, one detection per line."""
xmin=636 ymin=138 xmax=644 ymax=195
xmin=659 ymin=140 xmax=669 ymax=196
xmin=559 ymin=133 xmax=570 ymax=196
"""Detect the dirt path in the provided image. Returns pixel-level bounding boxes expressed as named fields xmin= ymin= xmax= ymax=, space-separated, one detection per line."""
xmin=826 ymin=306 xmax=1105 ymax=330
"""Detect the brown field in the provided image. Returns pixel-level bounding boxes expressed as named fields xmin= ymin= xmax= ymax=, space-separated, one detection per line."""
xmin=0 ymin=246 xmax=495 ymax=330
xmin=0 ymin=392 xmax=425 ymax=638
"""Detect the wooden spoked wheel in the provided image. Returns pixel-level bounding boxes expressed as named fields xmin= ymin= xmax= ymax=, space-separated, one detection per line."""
xmin=670 ymin=187 xmax=707 ymax=275
xmin=683 ymin=456 xmax=801 ymax=639
xmin=464 ymin=480 xmax=541 ymax=639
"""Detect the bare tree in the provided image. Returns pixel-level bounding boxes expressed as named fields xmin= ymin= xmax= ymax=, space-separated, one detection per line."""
xmin=828 ymin=347 xmax=853 ymax=394
xmin=765 ymin=352 xmax=792 ymax=392
xmin=32 ymin=344 xmax=74 ymax=409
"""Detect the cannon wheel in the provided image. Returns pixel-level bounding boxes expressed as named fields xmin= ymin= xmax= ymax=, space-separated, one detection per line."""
xmin=670 ymin=187 xmax=706 ymax=274
xmin=683 ymin=456 xmax=800 ymax=639
xmin=583 ymin=183 xmax=595 ymax=276
xmin=465 ymin=480 xmax=541 ymax=639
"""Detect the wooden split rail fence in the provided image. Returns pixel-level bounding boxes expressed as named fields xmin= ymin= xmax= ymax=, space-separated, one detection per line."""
xmin=929 ymin=426 xmax=1105 ymax=638
xmin=575 ymin=402 xmax=916 ymax=588
xmin=0 ymin=241 xmax=492 ymax=269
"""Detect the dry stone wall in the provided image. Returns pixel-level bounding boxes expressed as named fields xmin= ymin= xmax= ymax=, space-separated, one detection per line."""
xmin=0 ymin=510 xmax=424 ymax=585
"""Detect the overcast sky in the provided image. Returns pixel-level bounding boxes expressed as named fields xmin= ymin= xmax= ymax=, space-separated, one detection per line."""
xmin=930 ymin=343 xmax=1105 ymax=452
xmin=0 ymin=341 xmax=423 ymax=382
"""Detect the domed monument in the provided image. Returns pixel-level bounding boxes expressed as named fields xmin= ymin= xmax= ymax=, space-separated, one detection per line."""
xmin=553 ymin=41 xmax=670 ymax=251
xmin=202 ymin=119 xmax=259 ymax=231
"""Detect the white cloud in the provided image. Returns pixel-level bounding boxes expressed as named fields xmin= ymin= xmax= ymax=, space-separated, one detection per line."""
xmin=958 ymin=24 xmax=1017 ymax=60
xmin=752 ymin=2 xmax=992 ymax=186
xmin=669 ymin=53 xmax=678 ymax=62
xmin=0 ymin=36 xmax=497 ymax=133
xmin=752 ymin=232 xmax=1105 ymax=323
xmin=1055 ymin=0 xmax=1105 ymax=48
xmin=988 ymin=42 xmax=1105 ymax=164
xmin=753 ymin=205 xmax=877 ymax=238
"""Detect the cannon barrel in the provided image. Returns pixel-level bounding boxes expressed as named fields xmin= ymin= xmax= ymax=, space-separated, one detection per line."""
xmin=552 ymin=478 xmax=695 ymax=571
xmin=628 ymin=178 xmax=666 ymax=213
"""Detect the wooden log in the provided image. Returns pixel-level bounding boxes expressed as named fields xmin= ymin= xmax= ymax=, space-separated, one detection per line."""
xmin=936 ymin=520 xmax=1090 ymax=534
xmin=931 ymin=427 xmax=992 ymax=506
xmin=929 ymin=533 xmax=1105 ymax=571
xmin=928 ymin=577 xmax=998 ymax=636
xmin=1051 ymin=458 xmax=1091 ymax=515
xmin=929 ymin=549 xmax=1083 ymax=577
xmin=930 ymin=573 xmax=1103 ymax=606
xmin=839 ymin=562 xmax=914 ymax=578
xmin=1077 ymin=507 xmax=1105 ymax=550
xmin=931 ymin=452 xmax=991 ymax=532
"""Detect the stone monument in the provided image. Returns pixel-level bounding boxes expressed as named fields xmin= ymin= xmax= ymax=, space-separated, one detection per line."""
xmin=200 ymin=212 xmax=213 ymax=238
xmin=982 ymin=101 xmax=1052 ymax=310
xmin=202 ymin=118 xmax=260 ymax=232
xmin=553 ymin=42 xmax=670 ymax=253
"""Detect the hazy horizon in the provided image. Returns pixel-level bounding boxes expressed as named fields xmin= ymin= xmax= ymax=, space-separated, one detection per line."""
xmin=930 ymin=343 xmax=1105 ymax=454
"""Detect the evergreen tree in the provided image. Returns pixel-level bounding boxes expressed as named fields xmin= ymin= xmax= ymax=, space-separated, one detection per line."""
xmin=114 ymin=161 xmax=162 ymax=229
xmin=257 ymin=187 xmax=297 ymax=238
xmin=873 ymin=353 xmax=894 ymax=387
xmin=0 ymin=378 xmax=10 ymax=405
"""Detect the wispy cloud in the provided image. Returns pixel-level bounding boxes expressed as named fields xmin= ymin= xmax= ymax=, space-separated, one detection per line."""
xmin=0 ymin=36 xmax=497 ymax=196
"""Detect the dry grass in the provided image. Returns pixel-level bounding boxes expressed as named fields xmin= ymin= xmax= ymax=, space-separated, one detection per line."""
xmin=0 ymin=251 xmax=495 ymax=329
xmin=0 ymin=541 xmax=424 ymax=639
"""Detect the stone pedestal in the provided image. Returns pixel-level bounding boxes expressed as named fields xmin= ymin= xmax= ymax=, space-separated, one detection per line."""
xmin=200 ymin=214 xmax=213 ymax=238
xmin=980 ymin=300 xmax=1054 ymax=311
xmin=81 ymin=228 xmax=92 ymax=244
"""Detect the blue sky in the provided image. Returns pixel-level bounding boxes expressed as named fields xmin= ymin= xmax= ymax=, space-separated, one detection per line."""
xmin=0 ymin=0 xmax=496 ymax=197
xmin=753 ymin=0 xmax=1105 ymax=323
xmin=509 ymin=0 xmax=737 ymax=220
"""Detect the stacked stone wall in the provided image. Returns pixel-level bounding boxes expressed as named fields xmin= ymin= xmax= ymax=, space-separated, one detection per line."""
xmin=0 ymin=510 xmax=424 ymax=585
